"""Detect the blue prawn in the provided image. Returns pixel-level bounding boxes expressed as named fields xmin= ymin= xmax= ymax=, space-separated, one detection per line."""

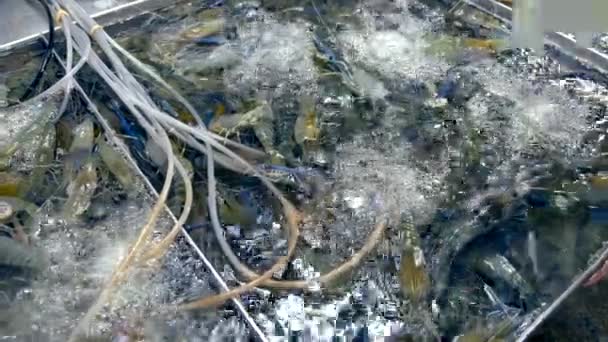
xmin=107 ymin=100 xmax=163 ymax=188
xmin=194 ymin=35 xmax=227 ymax=46
xmin=259 ymin=164 xmax=325 ymax=197
xmin=109 ymin=100 xmax=146 ymax=152
xmin=312 ymin=34 xmax=358 ymax=94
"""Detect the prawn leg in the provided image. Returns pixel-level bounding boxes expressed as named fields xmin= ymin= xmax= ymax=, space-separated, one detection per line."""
xmin=210 ymin=102 xmax=284 ymax=163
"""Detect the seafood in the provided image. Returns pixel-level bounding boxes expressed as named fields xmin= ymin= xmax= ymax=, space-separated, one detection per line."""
xmin=63 ymin=162 xmax=98 ymax=220
xmin=527 ymin=230 xmax=539 ymax=276
xmin=210 ymin=101 xmax=284 ymax=163
xmin=425 ymin=36 xmax=508 ymax=60
xmin=209 ymin=102 xmax=271 ymax=137
xmin=166 ymin=152 xmax=193 ymax=218
xmin=3 ymin=1 xmax=603 ymax=340
xmin=432 ymin=194 xmax=528 ymax=299
xmin=0 ymin=92 xmax=61 ymax=171
xmin=468 ymin=251 xmax=535 ymax=304
xmin=145 ymin=139 xmax=167 ymax=170
xmin=399 ymin=212 xmax=431 ymax=303
xmin=463 ymin=38 xmax=508 ymax=54
xmin=435 ymin=66 xmax=483 ymax=105
xmin=350 ymin=67 xmax=389 ymax=103
xmin=63 ymin=119 xmax=98 ymax=220
xmin=109 ymin=100 xmax=163 ymax=188
xmin=259 ymin=164 xmax=325 ymax=197
xmin=110 ymin=100 xmax=146 ymax=153
xmin=64 ymin=118 xmax=95 ymax=180
xmin=194 ymin=36 xmax=227 ymax=46
xmin=68 ymin=119 xmax=95 ymax=152
xmin=218 ymin=188 xmax=258 ymax=227
xmin=180 ymin=19 xmax=226 ymax=41
xmin=0 ymin=172 xmax=27 ymax=197
xmin=0 ymin=196 xmax=38 ymax=244
xmin=97 ymin=138 xmax=136 ymax=192
xmin=294 ymin=95 xmax=320 ymax=146
xmin=295 ymin=95 xmax=329 ymax=166
xmin=177 ymin=44 xmax=242 ymax=75
xmin=27 ymin=122 xmax=57 ymax=197
xmin=312 ymin=34 xmax=358 ymax=95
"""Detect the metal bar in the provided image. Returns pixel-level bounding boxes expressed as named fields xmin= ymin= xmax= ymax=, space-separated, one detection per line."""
xmin=0 ymin=0 xmax=183 ymax=52
xmin=461 ymin=0 xmax=608 ymax=77
xmin=41 ymin=33 xmax=269 ymax=342
xmin=514 ymin=246 xmax=608 ymax=341
xmin=461 ymin=0 xmax=512 ymax=21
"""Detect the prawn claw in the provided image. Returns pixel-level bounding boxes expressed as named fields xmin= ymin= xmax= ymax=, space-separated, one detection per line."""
xmin=584 ymin=259 xmax=608 ymax=287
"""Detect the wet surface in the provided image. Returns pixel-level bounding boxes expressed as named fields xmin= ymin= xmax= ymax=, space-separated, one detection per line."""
xmin=1 ymin=0 xmax=608 ymax=340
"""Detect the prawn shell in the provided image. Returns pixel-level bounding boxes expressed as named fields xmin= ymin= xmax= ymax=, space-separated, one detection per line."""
xmin=0 ymin=91 xmax=62 ymax=158
xmin=167 ymin=154 xmax=193 ymax=217
xmin=463 ymin=38 xmax=507 ymax=54
xmin=0 ymin=172 xmax=27 ymax=197
xmin=218 ymin=188 xmax=257 ymax=227
xmin=209 ymin=114 xmax=246 ymax=134
xmin=181 ymin=19 xmax=225 ymax=40
xmin=64 ymin=119 xmax=95 ymax=183
xmin=253 ymin=123 xmax=276 ymax=155
xmin=589 ymin=175 xmax=608 ymax=189
xmin=98 ymin=140 xmax=135 ymax=191
xmin=294 ymin=98 xmax=320 ymax=146
xmin=195 ymin=36 xmax=227 ymax=46
xmin=400 ymin=246 xmax=431 ymax=302
xmin=472 ymin=253 xmax=534 ymax=299
xmin=432 ymin=198 xmax=527 ymax=299
xmin=69 ymin=119 xmax=95 ymax=153
xmin=250 ymin=103 xmax=277 ymax=155
xmin=63 ymin=162 xmax=98 ymax=220
xmin=28 ymin=123 xmax=56 ymax=197
xmin=55 ymin=119 xmax=75 ymax=150
xmin=399 ymin=213 xmax=430 ymax=302
xmin=209 ymin=103 xmax=273 ymax=135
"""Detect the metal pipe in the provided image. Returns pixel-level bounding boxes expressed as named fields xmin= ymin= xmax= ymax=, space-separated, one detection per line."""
xmin=460 ymin=0 xmax=608 ymax=79
xmin=0 ymin=0 xmax=185 ymax=52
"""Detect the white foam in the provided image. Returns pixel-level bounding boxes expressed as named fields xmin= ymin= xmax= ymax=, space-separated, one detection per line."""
xmin=333 ymin=136 xmax=449 ymax=224
xmin=224 ymin=15 xmax=318 ymax=98
xmin=467 ymin=63 xmax=591 ymax=161
xmin=338 ymin=7 xmax=448 ymax=82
